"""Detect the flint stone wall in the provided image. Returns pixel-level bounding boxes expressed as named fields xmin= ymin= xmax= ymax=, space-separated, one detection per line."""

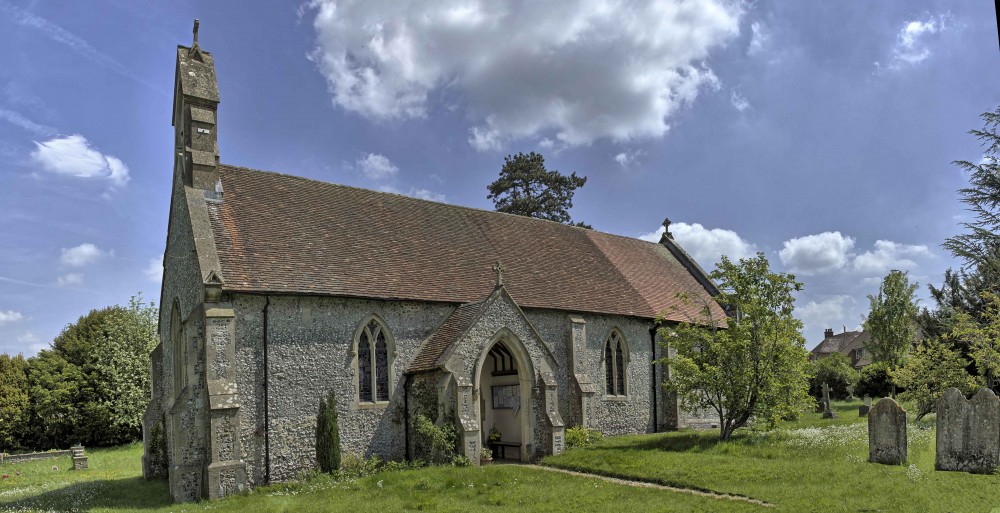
xmin=229 ymin=292 xmax=682 ymax=483
xmin=935 ymin=387 xmax=1000 ymax=474
xmin=868 ymin=397 xmax=906 ymax=465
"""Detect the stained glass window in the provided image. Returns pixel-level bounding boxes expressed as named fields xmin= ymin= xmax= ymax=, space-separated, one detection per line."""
xmin=375 ymin=333 xmax=389 ymax=402
xmin=605 ymin=342 xmax=614 ymax=395
xmin=615 ymin=341 xmax=625 ymax=396
xmin=605 ymin=331 xmax=627 ymax=397
xmin=358 ymin=332 xmax=372 ymax=402
xmin=357 ymin=318 xmax=392 ymax=404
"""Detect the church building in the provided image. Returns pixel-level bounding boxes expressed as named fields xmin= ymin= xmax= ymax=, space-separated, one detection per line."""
xmin=142 ymin=24 xmax=722 ymax=502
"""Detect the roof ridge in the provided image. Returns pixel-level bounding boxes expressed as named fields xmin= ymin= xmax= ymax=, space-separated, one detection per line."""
xmin=219 ymin=163 xmax=663 ymax=245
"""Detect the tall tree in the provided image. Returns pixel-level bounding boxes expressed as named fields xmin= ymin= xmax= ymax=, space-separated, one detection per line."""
xmin=660 ymin=253 xmax=812 ymax=440
xmin=950 ymin=291 xmax=1000 ymax=389
xmin=26 ymin=294 xmax=157 ymax=448
xmin=943 ymin=105 xmax=1000 ymax=270
xmin=0 ymin=353 xmax=29 ymax=451
xmin=863 ymin=270 xmax=919 ymax=373
xmin=487 ymin=152 xmax=589 ymax=226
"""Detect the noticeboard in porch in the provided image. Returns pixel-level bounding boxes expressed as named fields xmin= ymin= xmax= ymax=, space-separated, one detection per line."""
xmin=491 ymin=384 xmax=519 ymax=409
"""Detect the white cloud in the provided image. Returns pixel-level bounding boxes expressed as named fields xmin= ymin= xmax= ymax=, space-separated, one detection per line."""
xmin=748 ymin=21 xmax=768 ymax=56
xmin=0 ymin=310 xmax=24 ymax=324
xmin=357 ymin=152 xmax=399 ymax=180
xmin=60 ymin=243 xmax=104 ymax=267
xmin=853 ymin=240 xmax=931 ymax=275
xmin=641 ymin=222 xmax=757 ymax=269
xmin=796 ymin=295 xmax=863 ymax=345
xmin=614 ymin=149 xmax=644 ymax=169
xmin=469 ymin=125 xmax=504 ymax=152
xmin=16 ymin=331 xmax=47 ymax=356
xmin=145 ymin=256 xmax=163 ymax=283
xmin=779 ymin=232 xmax=855 ymax=275
xmin=379 ymin=185 xmax=447 ymax=203
xmin=307 ymin=0 xmax=742 ymax=147
xmin=0 ymin=108 xmax=56 ymax=136
xmin=31 ymin=134 xmax=130 ymax=187
xmin=729 ymin=90 xmax=750 ymax=112
xmin=57 ymin=273 xmax=84 ymax=287
xmin=888 ymin=13 xmax=950 ymax=67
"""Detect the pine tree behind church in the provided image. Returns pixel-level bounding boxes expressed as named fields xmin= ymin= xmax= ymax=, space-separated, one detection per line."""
xmin=316 ymin=390 xmax=341 ymax=473
xmin=487 ymin=152 xmax=591 ymax=228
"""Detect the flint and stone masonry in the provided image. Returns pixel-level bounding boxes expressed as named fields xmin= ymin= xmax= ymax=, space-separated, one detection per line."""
xmin=143 ymin=23 xmax=719 ymax=502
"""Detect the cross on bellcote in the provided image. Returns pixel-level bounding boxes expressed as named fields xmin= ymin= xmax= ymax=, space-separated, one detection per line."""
xmin=492 ymin=261 xmax=505 ymax=287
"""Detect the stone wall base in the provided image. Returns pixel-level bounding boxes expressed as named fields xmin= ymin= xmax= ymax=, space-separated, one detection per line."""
xmin=207 ymin=460 xmax=247 ymax=499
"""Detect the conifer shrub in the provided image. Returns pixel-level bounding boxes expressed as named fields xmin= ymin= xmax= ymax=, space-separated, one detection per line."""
xmin=316 ymin=390 xmax=341 ymax=473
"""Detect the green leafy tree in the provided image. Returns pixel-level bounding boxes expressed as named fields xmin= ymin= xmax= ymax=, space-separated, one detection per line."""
xmin=316 ymin=389 xmax=341 ymax=473
xmin=863 ymin=270 xmax=919 ymax=374
xmin=0 ymin=353 xmax=29 ymax=451
xmin=26 ymin=294 xmax=157 ymax=448
xmin=891 ymin=338 xmax=979 ymax=420
xmin=487 ymin=152 xmax=589 ymax=226
xmin=951 ymin=291 xmax=1000 ymax=389
xmin=660 ymin=253 xmax=812 ymax=440
xmin=808 ymin=353 xmax=860 ymax=400
xmin=855 ymin=362 xmax=895 ymax=399
xmin=943 ymin=106 xmax=1000 ymax=269
xmin=90 ymin=295 xmax=158 ymax=445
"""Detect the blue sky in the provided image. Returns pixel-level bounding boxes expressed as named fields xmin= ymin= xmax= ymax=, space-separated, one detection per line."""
xmin=0 ymin=0 xmax=996 ymax=355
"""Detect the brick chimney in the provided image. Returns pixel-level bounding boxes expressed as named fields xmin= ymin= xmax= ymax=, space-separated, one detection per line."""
xmin=824 ymin=328 xmax=834 ymax=339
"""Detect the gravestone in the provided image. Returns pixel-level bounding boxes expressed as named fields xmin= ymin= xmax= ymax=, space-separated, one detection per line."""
xmin=71 ymin=445 xmax=88 ymax=470
xmin=868 ymin=397 xmax=906 ymax=465
xmin=822 ymin=382 xmax=837 ymax=419
xmin=859 ymin=395 xmax=871 ymax=417
xmin=935 ymin=388 xmax=1000 ymax=474
xmin=846 ymin=385 xmax=855 ymax=400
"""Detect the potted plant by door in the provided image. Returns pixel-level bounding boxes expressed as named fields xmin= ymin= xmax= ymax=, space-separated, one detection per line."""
xmin=480 ymin=447 xmax=493 ymax=466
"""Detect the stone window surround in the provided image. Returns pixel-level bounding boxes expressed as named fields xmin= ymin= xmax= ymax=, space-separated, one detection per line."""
xmin=171 ymin=300 xmax=185 ymax=401
xmin=351 ymin=314 xmax=396 ymax=409
xmin=601 ymin=328 xmax=629 ymax=401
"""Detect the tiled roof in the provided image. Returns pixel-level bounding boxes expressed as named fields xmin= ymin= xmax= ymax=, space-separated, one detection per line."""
xmin=207 ymin=165 xmax=723 ymax=321
xmin=409 ymin=300 xmax=486 ymax=373
xmin=811 ymin=331 xmax=862 ymax=355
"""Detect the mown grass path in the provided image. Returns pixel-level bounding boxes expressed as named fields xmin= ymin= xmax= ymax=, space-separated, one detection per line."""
xmin=543 ymin=401 xmax=1000 ymax=512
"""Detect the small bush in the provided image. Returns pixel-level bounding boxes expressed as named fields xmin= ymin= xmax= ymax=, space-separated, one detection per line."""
xmin=316 ymin=390 xmax=341 ymax=473
xmin=855 ymin=362 xmax=896 ymax=399
xmin=340 ymin=453 xmax=382 ymax=479
xmin=414 ymin=414 xmax=458 ymax=464
xmin=451 ymin=455 xmax=472 ymax=467
xmin=565 ymin=426 xmax=603 ymax=449
xmin=808 ymin=353 xmax=860 ymax=400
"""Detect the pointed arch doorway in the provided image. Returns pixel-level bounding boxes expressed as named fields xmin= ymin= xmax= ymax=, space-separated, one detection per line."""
xmin=476 ymin=333 xmax=533 ymax=462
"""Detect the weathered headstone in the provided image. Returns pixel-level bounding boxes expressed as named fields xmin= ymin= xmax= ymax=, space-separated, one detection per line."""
xmin=846 ymin=384 xmax=855 ymax=400
xmin=71 ymin=445 xmax=88 ymax=470
xmin=935 ymin=387 xmax=1000 ymax=474
xmin=859 ymin=395 xmax=871 ymax=416
xmin=822 ymin=382 xmax=837 ymax=419
xmin=868 ymin=397 xmax=906 ymax=465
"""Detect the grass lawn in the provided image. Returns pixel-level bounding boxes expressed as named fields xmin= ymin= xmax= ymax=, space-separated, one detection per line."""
xmin=0 ymin=444 xmax=750 ymax=512
xmin=4 ymin=401 xmax=998 ymax=512
xmin=545 ymin=401 xmax=1000 ymax=512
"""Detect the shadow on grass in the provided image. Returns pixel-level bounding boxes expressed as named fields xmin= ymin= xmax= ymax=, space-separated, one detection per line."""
xmin=1 ymin=476 xmax=172 ymax=511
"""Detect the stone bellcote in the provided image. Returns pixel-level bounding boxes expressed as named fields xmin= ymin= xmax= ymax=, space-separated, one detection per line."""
xmin=173 ymin=19 xmax=221 ymax=191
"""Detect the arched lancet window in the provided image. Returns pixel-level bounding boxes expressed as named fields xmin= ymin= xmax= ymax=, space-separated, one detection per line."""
xmin=604 ymin=330 xmax=627 ymax=397
xmin=171 ymin=301 xmax=184 ymax=395
xmin=356 ymin=317 xmax=393 ymax=404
